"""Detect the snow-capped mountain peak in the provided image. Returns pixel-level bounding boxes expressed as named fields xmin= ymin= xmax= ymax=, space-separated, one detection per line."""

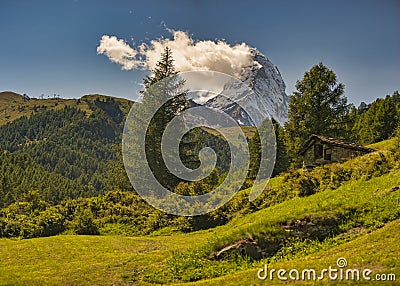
xmin=205 ymin=49 xmax=288 ymax=126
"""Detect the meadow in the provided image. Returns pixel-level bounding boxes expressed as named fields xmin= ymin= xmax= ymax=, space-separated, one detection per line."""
xmin=1 ymin=144 xmax=399 ymax=285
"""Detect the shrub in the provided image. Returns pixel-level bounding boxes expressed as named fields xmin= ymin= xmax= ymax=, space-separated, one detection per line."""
xmin=36 ymin=207 xmax=65 ymax=236
xmin=295 ymin=174 xmax=320 ymax=197
xmin=69 ymin=207 xmax=99 ymax=235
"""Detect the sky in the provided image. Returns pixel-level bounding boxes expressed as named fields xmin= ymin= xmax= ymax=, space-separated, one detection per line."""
xmin=0 ymin=0 xmax=398 ymax=106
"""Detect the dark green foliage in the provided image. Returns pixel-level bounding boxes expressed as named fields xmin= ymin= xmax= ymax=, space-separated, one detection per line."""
xmin=0 ymin=152 xmax=89 ymax=207
xmin=0 ymin=106 xmax=85 ymax=152
xmin=69 ymin=207 xmax=99 ymax=235
xmin=104 ymin=150 xmax=134 ymax=192
xmin=248 ymin=119 xmax=289 ymax=178
xmin=293 ymin=174 xmax=320 ymax=197
xmin=143 ymin=47 xmax=176 ymax=89
xmin=35 ymin=206 xmax=65 ymax=237
xmin=247 ymin=129 xmax=261 ymax=180
xmin=273 ymin=121 xmax=289 ymax=175
xmin=353 ymin=91 xmax=400 ymax=144
xmin=284 ymin=63 xmax=350 ymax=166
xmin=179 ymin=127 xmax=231 ymax=176
xmin=0 ymin=100 xmax=129 ymax=208
xmin=127 ymin=46 xmax=189 ymax=190
xmin=0 ymin=190 xmax=65 ymax=238
xmin=93 ymin=97 xmax=125 ymax=124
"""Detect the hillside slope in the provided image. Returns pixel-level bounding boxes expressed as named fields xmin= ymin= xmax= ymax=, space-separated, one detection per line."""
xmin=0 ymin=146 xmax=399 ymax=285
xmin=0 ymin=93 xmax=134 ymax=206
xmin=0 ymin=91 xmax=133 ymax=126
xmin=186 ymin=219 xmax=399 ymax=285
xmin=0 ymin=91 xmax=256 ymax=210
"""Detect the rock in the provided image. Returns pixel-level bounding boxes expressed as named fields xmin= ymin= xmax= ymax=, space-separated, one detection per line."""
xmin=211 ymin=239 xmax=262 ymax=260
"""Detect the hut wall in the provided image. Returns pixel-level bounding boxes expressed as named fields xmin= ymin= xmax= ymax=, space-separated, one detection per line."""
xmin=303 ymin=147 xmax=316 ymax=166
xmin=301 ymin=136 xmax=371 ymax=170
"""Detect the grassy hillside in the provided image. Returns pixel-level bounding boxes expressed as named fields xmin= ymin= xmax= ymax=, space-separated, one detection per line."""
xmin=0 ymin=91 xmax=132 ymax=126
xmin=186 ymin=219 xmax=399 ymax=285
xmin=1 ymin=220 xmax=397 ymax=285
xmin=1 ymin=143 xmax=399 ymax=285
xmin=201 ymin=125 xmax=257 ymax=139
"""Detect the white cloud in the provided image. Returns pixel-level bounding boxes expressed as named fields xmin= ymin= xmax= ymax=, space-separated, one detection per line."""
xmin=97 ymin=30 xmax=255 ymax=78
xmin=96 ymin=35 xmax=142 ymax=70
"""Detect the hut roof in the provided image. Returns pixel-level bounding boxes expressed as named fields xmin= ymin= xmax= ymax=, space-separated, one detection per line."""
xmin=298 ymin=134 xmax=375 ymax=156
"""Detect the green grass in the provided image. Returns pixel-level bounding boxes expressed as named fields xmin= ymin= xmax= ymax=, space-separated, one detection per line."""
xmin=140 ymin=167 xmax=399 ymax=284
xmin=1 ymin=167 xmax=398 ymax=285
xmin=180 ymin=219 xmax=400 ymax=285
xmin=1 ymin=139 xmax=399 ymax=285
xmin=202 ymin=164 xmax=400 ymax=249
xmin=0 ymin=232 xmax=210 ymax=285
xmin=367 ymin=137 xmax=398 ymax=151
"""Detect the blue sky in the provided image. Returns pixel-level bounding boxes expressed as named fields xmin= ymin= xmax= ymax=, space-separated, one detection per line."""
xmin=0 ymin=0 xmax=398 ymax=106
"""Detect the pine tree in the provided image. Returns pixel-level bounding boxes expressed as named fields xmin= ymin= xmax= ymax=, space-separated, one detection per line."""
xmin=124 ymin=47 xmax=189 ymax=191
xmin=143 ymin=47 xmax=177 ymax=89
xmin=273 ymin=121 xmax=289 ymax=176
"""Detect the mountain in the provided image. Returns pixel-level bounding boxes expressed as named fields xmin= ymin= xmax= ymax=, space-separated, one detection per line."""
xmin=205 ymin=49 xmax=289 ymax=126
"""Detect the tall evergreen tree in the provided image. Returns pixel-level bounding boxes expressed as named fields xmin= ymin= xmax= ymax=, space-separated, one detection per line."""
xmin=273 ymin=121 xmax=289 ymax=175
xmin=125 ymin=47 xmax=189 ymax=190
xmin=143 ymin=47 xmax=177 ymax=89
xmin=284 ymin=63 xmax=350 ymax=166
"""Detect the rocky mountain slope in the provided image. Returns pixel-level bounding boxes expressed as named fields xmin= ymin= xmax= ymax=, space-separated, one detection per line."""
xmin=205 ymin=49 xmax=289 ymax=126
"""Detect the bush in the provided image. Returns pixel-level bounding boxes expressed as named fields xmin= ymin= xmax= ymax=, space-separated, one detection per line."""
xmin=36 ymin=207 xmax=65 ymax=236
xmin=69 ymin=207 xmax=99 ymax=235
xmin=294 ymin=174 xmax=320 ymax=197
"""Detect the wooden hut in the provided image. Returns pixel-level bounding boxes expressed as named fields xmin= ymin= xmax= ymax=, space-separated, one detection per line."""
xmin=298 ymin=134 xmax=374 ymax=170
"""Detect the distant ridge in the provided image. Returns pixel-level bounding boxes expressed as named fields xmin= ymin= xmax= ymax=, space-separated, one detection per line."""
xmin=0 ymin=91 xmax=25 ymax=101
xmin=0 ymin=91 xmax=134 ymax=126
